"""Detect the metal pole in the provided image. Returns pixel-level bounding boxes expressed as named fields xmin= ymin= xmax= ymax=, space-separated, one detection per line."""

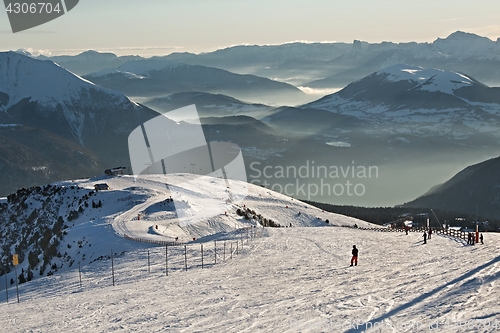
xmin=14 ymin=265 xmax=19 ymax=303
xmin=184 ymin=245 xmax=188 ymax=271
xmin=4 ymin=273 xmax=8 ymax=303
xmin=201 ymin=244 xmax=204 ymax=269
xmin=111 ymin=249 xmax=115 ymax=286
xmin=165 ymin=244 xmax=168 ymax=276
xmin=78 ymin=262 xmax=82 ymax=288
xmin=147 ymin=250 xmax=150 ymax=274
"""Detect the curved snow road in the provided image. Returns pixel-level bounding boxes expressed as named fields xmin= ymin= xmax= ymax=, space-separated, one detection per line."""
xmin=112 ymin=195 xmax=168 ymax=241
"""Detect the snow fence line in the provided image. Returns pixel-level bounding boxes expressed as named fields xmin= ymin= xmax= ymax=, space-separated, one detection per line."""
xmin=346 ymin=225 xmax=473 ymax=242
xmin=2 ymin=227 xmax=265 ymax=304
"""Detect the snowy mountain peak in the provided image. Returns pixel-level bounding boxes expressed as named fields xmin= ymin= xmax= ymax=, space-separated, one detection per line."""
xmin=0 ymin=51 xmax=129 ymax=111
xmin=375 ymin=63 xmax=475 ymax=94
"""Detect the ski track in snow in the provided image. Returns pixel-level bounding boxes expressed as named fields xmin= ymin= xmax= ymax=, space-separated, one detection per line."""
xmin=0 ymin=226 xmax=499 ymax=332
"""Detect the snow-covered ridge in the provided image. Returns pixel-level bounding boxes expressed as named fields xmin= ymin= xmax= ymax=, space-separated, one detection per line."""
xmin=0 ymin=51 xmax=131 ymax=111
xmin=0 ymin=174 xmax=372 ymax=287
xmin=376 ymin=64 xmax=474 ymax=94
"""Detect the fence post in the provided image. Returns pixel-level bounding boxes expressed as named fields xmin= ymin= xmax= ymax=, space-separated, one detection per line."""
xmin=78 ymin=261 xmax=82 ymax=288
xmin=201 ymin=244 xmax=204 ymax=269
xmin=147 ymin=250 xmax=151 ymax=274
xmin=111 ymin=249 xmax=115 ymax=286
xmin=230 ymin=243 xmax=233 ymax=259
xmin=4 ymin=273 xmax=8 ymax=303
xmin=214 ymin=240 xmax=217 ymax=264
xmin=184 ymin=245 xmax=188 ymax=271
xmin=14 ymin=265 xmax=19 ymax=303
xmin=165 ymin=244 xmax=168 ymax=276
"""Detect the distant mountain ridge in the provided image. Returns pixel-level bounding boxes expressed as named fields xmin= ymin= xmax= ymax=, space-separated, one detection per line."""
xmin=37 ymin=50 xmax=141 ymax=76
xmin=403 ymin=156 xmax=500 ymax=219
xmin=30 ymin=31 xmax=500 ymax=89
xmin=84 ymin=59 xmax=307 ymax=105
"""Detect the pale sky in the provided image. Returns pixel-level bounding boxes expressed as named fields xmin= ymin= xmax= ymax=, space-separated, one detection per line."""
xmin=1 ymin=0 xmax=500 ymax=57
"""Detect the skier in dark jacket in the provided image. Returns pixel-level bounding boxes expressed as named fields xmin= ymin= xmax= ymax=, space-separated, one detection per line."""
xmin=480 ymin=233 xmax=484 ymax=244
xmin=350 ymin=245 xmax=358 ymax=266
xmin=423 ymin=232 xmax=427 ymax=244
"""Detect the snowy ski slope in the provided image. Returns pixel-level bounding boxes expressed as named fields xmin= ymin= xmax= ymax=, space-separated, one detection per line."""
xmin=0 ymin=174 xmax=499 ymax=332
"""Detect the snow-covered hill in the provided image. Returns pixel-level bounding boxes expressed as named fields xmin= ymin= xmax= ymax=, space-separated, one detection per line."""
xmin=0 ymin=51 xmax=132 ymax=112
xmin=304 ymin=64 xmax=500 ymax=140
xmin=0 ymin=51 xmax=160 ymax=196
xmin=0 ymin=177 xmax=499 ymax=332
xmin=0 ymin=174 xmax=370 ymax=289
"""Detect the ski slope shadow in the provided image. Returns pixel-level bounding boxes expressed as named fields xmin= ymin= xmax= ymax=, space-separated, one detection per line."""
xmin=343 ymin=255 xmax=500 ymax=333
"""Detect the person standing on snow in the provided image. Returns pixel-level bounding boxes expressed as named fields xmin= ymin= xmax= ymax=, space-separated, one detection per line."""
xmin=423 ymin=232 xmax=427 ymax=244
xmin=480 ymin=233 xmax=484 ymax=244
xmin=350 ymin=245 xmax=358 ymax=266
xmin=428 ymin=227 xmax=432 ymax=240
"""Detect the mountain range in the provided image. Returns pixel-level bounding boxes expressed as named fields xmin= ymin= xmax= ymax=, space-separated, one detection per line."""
xmin=3 ymin=32 xmax=500 ymax=207
xmin=32 ymin=31 xmax=500 ymax=90
xmin=83 ymin=60 xmax=307 ymax=105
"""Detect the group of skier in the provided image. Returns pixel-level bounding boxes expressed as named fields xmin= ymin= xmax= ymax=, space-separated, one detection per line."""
xmin=349 ymin=227 xmax=486 ymax=266
xmin=467 ymin=232 xmax=484 ymax=245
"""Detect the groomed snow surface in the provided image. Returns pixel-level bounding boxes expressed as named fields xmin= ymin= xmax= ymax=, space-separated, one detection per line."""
xmin=0 ymin=175 xmax=499 ymax=332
